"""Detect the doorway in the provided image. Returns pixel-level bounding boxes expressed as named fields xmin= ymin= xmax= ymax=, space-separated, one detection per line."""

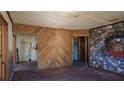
xmin=13 ymin=34 xmax=38 ymax=71
xmin=20 ymin=40 xmax=29 ymax=62
xmin=73 ymin=37 xmax=88 ymax=64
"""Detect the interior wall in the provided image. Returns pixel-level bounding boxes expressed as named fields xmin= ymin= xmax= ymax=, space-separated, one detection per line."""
xmin=72 ymin=30 xmax=89 ymax=37
xmin=16 ymin=34 xmax=37 ymax=62
xmin=0 ymin=12 xmax=13 ymax=80
xmin=38 ymin=28 xmax=89 ymax=69
xmin=1 ymin=12 xmax=13 ymax=58
xmin=37 ymin=28 xmax=72 ymax=69
xmin=13 ymin=23 xmax=40 ymax=63
xmin=0 ymin=18 xmax=8 ymax=80
xmin=13 ymin=23 xmax=41 ymax=35
xmin=90 ymin=21 xmax=124 ymax=74
xmin=13 ymin=23 xmax=89 ymax=69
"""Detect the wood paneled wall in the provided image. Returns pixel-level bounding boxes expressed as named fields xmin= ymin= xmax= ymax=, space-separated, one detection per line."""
xmin=0 ymin=14 xmax=8 ymax=80
xmin=13 ymin=23 xmax=41 ymax=35
xmin=2 ymin=25 xmax=8 ymax=80
xmin=38 ymin=28 xmax=89 ymax=69
xmin=38 ymin=28 xmax=55 ymax=69
xmin=55 ymin=30 xmax=72 ymax=67
xmin=38 ymin=28 xmax=72 ymax=69
xmin=72 ymin=30 xmax=89 ymax=37
xmin=13 ymin=23 xmax=89 ymax=69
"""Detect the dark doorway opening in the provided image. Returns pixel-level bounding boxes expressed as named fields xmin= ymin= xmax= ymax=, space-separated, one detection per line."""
xmin=73 ymin=37 xmax=88 ymax=65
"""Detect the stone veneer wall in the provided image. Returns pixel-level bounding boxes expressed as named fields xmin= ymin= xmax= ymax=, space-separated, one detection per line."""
xmin=89 ymin=21 xmax=124 ymax=74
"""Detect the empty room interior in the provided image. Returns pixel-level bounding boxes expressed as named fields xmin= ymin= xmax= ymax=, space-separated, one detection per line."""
xmin=0 ymin=11 xmax=124 ymax=81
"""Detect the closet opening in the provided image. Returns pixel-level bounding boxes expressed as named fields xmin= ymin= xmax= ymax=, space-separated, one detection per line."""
xmin=73 ymin=37 xmax=89 ymax=65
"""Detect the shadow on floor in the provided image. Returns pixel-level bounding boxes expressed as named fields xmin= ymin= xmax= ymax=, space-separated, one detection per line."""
xmin=11 ymin=64 xmax=124 ymax=81
xmin=13 ymin=62 xmax=37 ymax=71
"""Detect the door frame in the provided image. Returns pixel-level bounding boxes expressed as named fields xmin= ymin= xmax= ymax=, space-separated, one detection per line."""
xmin=0 ymin=13 xmax=8 ymax=80
xmin=72 ymin=37 xmax=79 ymax=64
xmin=72 ymin=36 xmax=89 ymax=64
xmin=13 ymin=35 xmax=16 ymax=64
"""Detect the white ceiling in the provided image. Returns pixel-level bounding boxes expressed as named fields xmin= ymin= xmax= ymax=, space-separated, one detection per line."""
xmin=9 ymin=11 xmax=124 ymax=29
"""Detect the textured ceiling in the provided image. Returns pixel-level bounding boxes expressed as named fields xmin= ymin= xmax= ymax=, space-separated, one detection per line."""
xmin=9 ymin=11 xmax=124 ymax=29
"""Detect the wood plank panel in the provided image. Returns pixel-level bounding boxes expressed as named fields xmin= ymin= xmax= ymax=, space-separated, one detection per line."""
xmin=38 ymin=28 xmax=56 ymax=69
xmin=37 ymin=27 xmax=89 ymax=69
xmin=14 ymin=23 xmax=89 ymax=70
xmin=13 ymin=23 xmax=41 ymax=35
xmin=72 ymin=30 xmax=89 ymax=37
xmin=0 ymin=14 xmax=8 ymax=80
xmin=55 ymin=30 xmax=72 ymax=67
xmin=38 ymin=28 xmax=72 ymax=69
xmin=2 ymin=25 xmax=8 ymax=80
xmin=13 ymin=36 xmax=16 ymax=64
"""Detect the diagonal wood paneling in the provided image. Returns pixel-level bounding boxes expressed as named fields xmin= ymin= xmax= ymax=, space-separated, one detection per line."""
xmin=38 ymin=28 xmax=72 ymax=69
xmin=55 ymin=30 xmax=72 ymax=67
xmin=13 ymin=23 xmax=89 ymax=70
xmin=13 ymin=23 xmax=41 ymax=35
xmin=38 ymin=28 xmax=56 ymax=69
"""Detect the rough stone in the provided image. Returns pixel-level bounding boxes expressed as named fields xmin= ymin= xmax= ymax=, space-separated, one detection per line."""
xmin=106 ymin=25 xmax=112 ymax=29
xmin=90 ymin=21 xmax=124 ymax=75
xmin=117 ymin=68 xmax=123 ymax=73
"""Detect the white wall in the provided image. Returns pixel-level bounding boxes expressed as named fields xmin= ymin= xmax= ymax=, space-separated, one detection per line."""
xmin=16 ymin=34 xmax=37 ymax=62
